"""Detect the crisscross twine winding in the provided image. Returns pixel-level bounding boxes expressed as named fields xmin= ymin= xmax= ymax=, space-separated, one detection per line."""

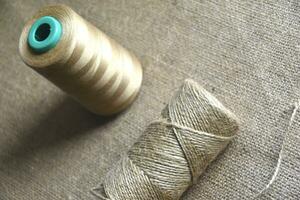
xmin=93 ymin=79 xmax=239 ymax=200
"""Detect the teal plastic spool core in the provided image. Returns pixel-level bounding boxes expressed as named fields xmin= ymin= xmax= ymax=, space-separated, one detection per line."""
xmin=28 ymin=16 xmax=62 ymax=53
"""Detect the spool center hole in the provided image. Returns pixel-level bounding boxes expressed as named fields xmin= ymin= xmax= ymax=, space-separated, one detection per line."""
xmin=35 ymin=23 xmax=51 ymax=41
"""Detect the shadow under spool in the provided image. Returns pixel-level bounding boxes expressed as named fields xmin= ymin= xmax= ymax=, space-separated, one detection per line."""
xmin=19 ymin=4 xmax=143 ymax=115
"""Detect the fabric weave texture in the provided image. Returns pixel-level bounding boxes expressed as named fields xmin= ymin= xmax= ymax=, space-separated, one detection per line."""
xmin=0 ymin=0 xmax=299 ymax=199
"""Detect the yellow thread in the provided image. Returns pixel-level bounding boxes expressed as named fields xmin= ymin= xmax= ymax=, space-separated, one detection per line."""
xmin=19 ymin=5 xmax=143 ymax=115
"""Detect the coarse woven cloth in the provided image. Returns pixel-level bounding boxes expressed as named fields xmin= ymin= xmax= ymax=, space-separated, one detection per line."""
xmin=0 ymin=0 xmax=299 ymax=199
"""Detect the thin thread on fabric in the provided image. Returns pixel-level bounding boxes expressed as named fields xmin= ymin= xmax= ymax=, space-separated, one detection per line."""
xmin=254 ymin=100 xmax=300 ymax=198
xmin=91 ymin=79 xmax=239 ymax=200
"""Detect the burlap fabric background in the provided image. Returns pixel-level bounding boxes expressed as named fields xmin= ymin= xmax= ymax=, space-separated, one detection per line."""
xmin=0 ymin=0 xmax=299 ymax=199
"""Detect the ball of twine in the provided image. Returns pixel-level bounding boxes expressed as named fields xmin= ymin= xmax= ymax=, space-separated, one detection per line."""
xmin=19 ymin=5 xmax=143 ymax=115
xmin=93 ymin=79 xmax=239 ymax=200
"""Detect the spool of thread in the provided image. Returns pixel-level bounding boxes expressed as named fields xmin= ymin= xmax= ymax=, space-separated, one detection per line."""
xmin=19 ymin=5 xmax=143 ymax=115
xmin=92 ymin=79 xmax=239 ymax=200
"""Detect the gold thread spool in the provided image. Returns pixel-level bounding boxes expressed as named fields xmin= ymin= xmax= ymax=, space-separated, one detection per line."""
xmin=19 ymin=4 xmax=143 ymax=115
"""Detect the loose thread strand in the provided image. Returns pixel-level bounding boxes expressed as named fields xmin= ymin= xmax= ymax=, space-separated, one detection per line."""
xmin=254 ymin=100 xmax=300 ymax=198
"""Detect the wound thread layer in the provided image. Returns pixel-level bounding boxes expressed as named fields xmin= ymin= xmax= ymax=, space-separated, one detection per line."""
xmin=93 ymin=79 xmax=239 ymax=199
xmin=19 ymin=5 xmax=143 ymax=115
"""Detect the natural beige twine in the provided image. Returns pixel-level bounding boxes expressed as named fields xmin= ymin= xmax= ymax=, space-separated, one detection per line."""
xmin=19 ymin=5 xmax=143 ymax=115
xmin=92 ymin=79 xmax=239 ymax=200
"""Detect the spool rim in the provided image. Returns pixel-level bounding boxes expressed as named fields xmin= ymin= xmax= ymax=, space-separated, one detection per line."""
xmin=28 ymin=16 xmax=62 ymax=53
